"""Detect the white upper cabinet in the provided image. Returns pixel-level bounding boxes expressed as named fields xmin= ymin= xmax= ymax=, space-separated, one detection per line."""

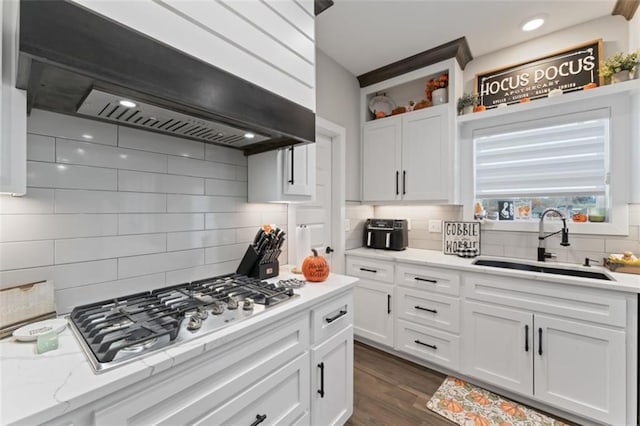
xmin=70 ymin=0 xmax=316 ymax=111
xmin=1 ymin=0 xmax=26 ymax=195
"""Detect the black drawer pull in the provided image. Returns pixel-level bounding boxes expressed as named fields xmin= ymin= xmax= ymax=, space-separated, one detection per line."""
xmin=525 ymin=324 xmax=529 ymax=352
xmin=288 ymin=146 xmax=294 ymax=185
xmin=414 ymin=305 xmax=437 ymax=314
xmin=317 ymin=362 xmax=325 ymax=398
xmin=325 ymin=310 xmax=347 ymax=323
xmin=395 ymin=171 xmax=399 ymax=195
xmin=402 ymin=170 xmax=406 ymax=195
xmin=538 ymin=328 xmax=543 ymax=356
xmin=360 ymin=267 xmax=377 ymax=273
xmin=414 ymin=277 xmax=437 ymax=283
xmin=387 ymin=294 xmax=391 ymax=314
xmin=251 ymin=414 xmax=267 ymax=426
xmin=414 ymin=339 xmax=437 ymax=350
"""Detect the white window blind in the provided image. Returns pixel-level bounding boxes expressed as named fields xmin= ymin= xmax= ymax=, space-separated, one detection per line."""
xmin=474 ymin=110 xmax=610 ymax=199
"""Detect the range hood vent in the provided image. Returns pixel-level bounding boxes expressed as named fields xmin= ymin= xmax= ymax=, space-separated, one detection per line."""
xmin=17 ymin=0 xmax=315 ymax=155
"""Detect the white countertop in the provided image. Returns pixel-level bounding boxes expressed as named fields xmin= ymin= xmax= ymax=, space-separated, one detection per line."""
xmin=0 ymin=269 xmax=357 ymax=426
xmin=347 ymin=247 xmax=640 ymax=292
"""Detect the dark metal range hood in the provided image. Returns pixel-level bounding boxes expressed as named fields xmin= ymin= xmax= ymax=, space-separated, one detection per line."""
xmin=17 ymin=1 xmax=315 ymax=155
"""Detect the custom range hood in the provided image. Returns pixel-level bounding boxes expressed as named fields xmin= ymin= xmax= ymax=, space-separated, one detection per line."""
xmin=17 ymin=1 xmax=315 ymax=155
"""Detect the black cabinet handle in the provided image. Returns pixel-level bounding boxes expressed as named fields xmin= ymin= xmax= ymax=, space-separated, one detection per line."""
xmin=538 ymin=328 xmax=543 ymax=356
xmin=414 ymin=277 xmax=437 ymax=283
xmin=360 ymin=267 xmax=377 ymax=273
xmin=395 ymin=171 xmax=399 ymax=195
xmin=317 ymin=362 xmax=325 ymax=398
xmin=325 ymin=310 xmax=347 ymax=323
xmin=402 ymin=170 xmax=406 ymax=195
xmin=414 ymin=305 xmax=437 ymax=314
xmin=414 ymin=339 xmax=437 ymax=350
xmin=387 ymin=294 xmax=391 ymax=314
xmin=525 ymin=325 xmax=529 ymax=352
xmin=288 ymin=146 xmax=294 ymax=184
xmin=250 ymin=414 xmax=267 ymax=426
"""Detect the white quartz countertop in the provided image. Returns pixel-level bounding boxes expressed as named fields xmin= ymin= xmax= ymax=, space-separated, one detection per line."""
xmin=347 ymin=247 xmax=640 ymax=292
xmin=0 ymin=269 xmax=357 ymax=426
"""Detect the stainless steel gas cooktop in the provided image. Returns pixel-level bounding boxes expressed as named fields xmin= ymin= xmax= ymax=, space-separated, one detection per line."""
xmin=68 ymin=274 xmax=302 ymax=374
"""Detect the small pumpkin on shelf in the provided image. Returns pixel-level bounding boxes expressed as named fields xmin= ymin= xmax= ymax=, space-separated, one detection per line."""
xmin=302 ymin=249 xmax=330 ymax=282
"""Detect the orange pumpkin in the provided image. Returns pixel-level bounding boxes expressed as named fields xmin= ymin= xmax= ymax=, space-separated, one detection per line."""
xmin=470 ymin=392 xmax=490 ymax=406
xmin=302 ymin=249 xmax=330 ymax=282
xmin=500 ymin=401 xmax=525 ymax=418
xmin=474 ymin=105 xmax=486 ymax=112
xmin=442 ymin=399 xmax=464 ymax=413
xmin=583 ymin=82 xmax=597 ymax=90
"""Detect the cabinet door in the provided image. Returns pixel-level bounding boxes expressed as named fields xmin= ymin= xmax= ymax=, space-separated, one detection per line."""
xmin=311 ymin=325 xmax=354 ymax=426
xmin=283 ymin=143 xmax=316 ymax=196
xmin=353 ymin=280 xmax=394 ymax=346
xmin=462 ymin=301 xmax=533 ymax=396
xmin=534 ymin=314 xmax=626 ymax=425
xmin=362 ymin=117 xmax=402 ymax=201
xmin=401 ymin=106 xmax=448 ymax=201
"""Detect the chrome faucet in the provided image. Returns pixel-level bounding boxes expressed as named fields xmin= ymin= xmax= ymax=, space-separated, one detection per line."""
xmin=538 ymin=208 xmax=570 ymax=261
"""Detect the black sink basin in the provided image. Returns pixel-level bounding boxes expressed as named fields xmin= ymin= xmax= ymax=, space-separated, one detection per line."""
xmin=472 ymin=259 xmax=614 ymax=281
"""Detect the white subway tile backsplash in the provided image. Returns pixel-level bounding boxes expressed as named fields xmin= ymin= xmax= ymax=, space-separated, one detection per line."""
xmin=236 ymin=227 xmax=261 ymax=243
xmin=0 ymin=189 xmax=54 ymax=214
xmin=205 ymin=212 xmax=262 ymax=229
xmin=605 ymin=239 xmax=640 ymax=254
xmin=119 ymin=170 xmax=204 ymax=194
xmin=54 ymin=190 xmax=167 ymax=213
xmin=262 ymin=211 xmax=287 ymax=227
xmin=0 ymin=214 xmax=117 ymax=242
xmin=167 ymin=195 xmax=236 ymax=213
xmin=118 ymin=213 xmax=204 ymax=235
xmin=28 ymin=162 xmax=117 ymax=190
xmin=117 ymin=249 xmax=204 ymax=279
xmin=165 ymin=261 xmax=237 ymax=286
xmin=205 ymin=178 xmax=247 ymax=197
xmin=0 ymin=266 xmax=54 ymax=290
xmin=55 ymin=273 xmax=166 ymax=314
xmin=55 ymin=234 xmax=166 ymax=264
xmin=27 ymin=134 xmax=55 ymax=162
xmin=0 ymin=240 xmax=53 ymax=270
xmin=118 ymin=126 xmax=205 ymax=159
xmin=52 ymin=260 xmax=118 ymax=290
xmin=167 ymin=229 xmax=236 ymax=251
xmin=28 ymin=110 xmax=117 ymax=146
xmin=204 ymin=243 xmax=247 ymax=264
xmin=56 ymin=139 xmax=167 ymax=173
xmin=204 ymin=144 xmax=247 ymax=165
xmin=168 ymin=156 xmax=235 ymax=180
xmin=236 ymin=166 xmax=248 ymax=181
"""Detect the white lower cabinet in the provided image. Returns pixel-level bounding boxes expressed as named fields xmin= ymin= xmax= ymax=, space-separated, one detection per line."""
xmin=311 ymin=325 xmax=354 ymax=426
xmin=462 ymin=301 xmax=627 ymax=425
xmin=395 ymin=319 xmax=460 ymax=370
xmin=353 ymin=281 xmax=394 ymax=346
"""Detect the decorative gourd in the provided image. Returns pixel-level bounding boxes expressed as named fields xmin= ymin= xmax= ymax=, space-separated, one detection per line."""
xmin=301 ymin=249 xmax=330 ymax=282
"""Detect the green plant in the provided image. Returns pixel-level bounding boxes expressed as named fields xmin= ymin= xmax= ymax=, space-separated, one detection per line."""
xmin=457 ymin=93 xmax=478 ymax=114
xmin=600 ymin=50 xmax=639 ymax=78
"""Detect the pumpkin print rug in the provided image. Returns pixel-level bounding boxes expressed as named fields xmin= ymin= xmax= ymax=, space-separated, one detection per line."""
xmin=427 ymin=376 xmax=568 ymax=426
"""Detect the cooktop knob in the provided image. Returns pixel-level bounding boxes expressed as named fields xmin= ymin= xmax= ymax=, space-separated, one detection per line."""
xmin=227 ymin=296 xmax=239 ymax=310
xmin=211 ymin=302 xmax=225 ymax=315
xmin=243 ymin=298 xmax=254 ymax=310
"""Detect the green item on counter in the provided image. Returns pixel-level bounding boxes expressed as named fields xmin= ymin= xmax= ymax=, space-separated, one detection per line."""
xmin=36 ymin=331 xmax=59 ymax=354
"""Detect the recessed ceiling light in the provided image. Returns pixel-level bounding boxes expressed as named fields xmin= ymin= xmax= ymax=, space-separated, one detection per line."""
xmin=244 ymin=132 xmax=255 ymax=139
xmin=119 ymin=99 xmax=137 ymax=108
xmin=522 ymin=15 xmax=546 ymax=32
xmin=81 ymin=133 xmax=93 ymax=140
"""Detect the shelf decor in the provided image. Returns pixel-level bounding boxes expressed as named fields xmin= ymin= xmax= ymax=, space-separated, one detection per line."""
xmin=457 ymin=93 xmax=478 ymax=115
xmin=426 ymin=73 xmax=449 ymax=105
xmin=475 ymin=39 xmax=603 ymax=109
xmin=600 ymin=50 xmax=639 ymax=83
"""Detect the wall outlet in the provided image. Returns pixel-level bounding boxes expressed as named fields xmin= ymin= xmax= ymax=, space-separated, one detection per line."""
xmin=428 ymin=219 xmax=442 ymax=233
xmin=406 ymin=218 xmax=412 ymax=230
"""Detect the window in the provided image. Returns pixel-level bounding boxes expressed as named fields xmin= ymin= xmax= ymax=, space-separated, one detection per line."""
xmin=473 ymin=110 xmax=609 ymax=222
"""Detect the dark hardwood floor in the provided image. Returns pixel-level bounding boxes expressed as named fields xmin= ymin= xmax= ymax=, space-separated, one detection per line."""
xmin=346 ymin=341 xmax=574 ymax=426
xmin=346 ymin=341 xmax=454 ymax=426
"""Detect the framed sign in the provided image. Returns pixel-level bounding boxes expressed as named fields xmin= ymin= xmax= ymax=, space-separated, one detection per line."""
xmin=443 ymin=221 xmax=481 ymax=255
xmin=475 ymin=39 xmax=603 ymax=109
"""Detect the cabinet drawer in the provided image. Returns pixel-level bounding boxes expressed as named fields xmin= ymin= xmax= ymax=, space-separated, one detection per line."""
xmin=395 ymin=319 xmax=460 ymax=370
xmin=396 ymin=263 xmax=460 ymax=296
xmin=395 ymin=287 xmax=460 ymax=333
xmin=194 ymin=352 xmax=310 ymax=426
xmin=346 ymin=256 xmax=394 ymax=283
xmin=95 ymin=314 xmax=309 ymax=425
xmin=463 ymin=273 xmax=628 ymax=327
xmin=312 ymin=291 xmax=353 ymax=344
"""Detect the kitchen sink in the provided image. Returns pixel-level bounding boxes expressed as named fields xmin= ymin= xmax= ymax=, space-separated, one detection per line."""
xmin=472 ymin=258 xmax=614 ymax=281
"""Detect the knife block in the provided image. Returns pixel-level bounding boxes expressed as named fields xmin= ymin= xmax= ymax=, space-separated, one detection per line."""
xmin=236 ymin=245 xmax=260 ymax=276
xmin=236 ymin=245 xmax=280 ymax=279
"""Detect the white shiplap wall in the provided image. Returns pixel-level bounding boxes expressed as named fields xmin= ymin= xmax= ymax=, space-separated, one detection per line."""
xmin=0 ymin=110 xmax=287 ymax=314
xmin=70 ymin=0 xmax=316 ymax=111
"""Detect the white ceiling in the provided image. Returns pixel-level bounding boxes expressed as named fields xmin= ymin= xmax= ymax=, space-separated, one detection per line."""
xmin=316 ymin=0 xmax=618 ymax=76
